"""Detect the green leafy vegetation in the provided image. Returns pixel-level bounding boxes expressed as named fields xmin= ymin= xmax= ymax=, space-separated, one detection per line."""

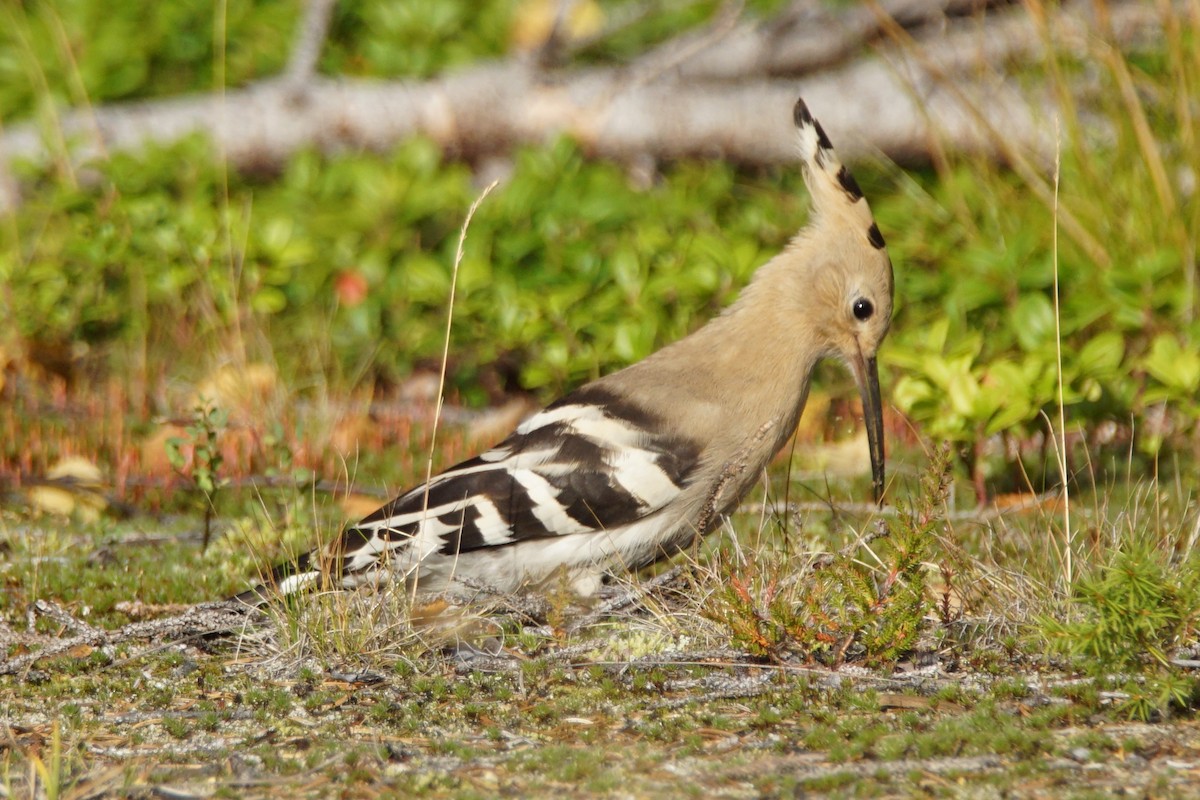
xmin=5 ymin=4 xmax=1197 ymax=498
xmin=322 ymin=0 xmax=519 ymax=78
xmin=704 ymin=450 xmax=951 ymax=666
xmin=1043 ymin=540 xmax=1200 ymax=720
xmin=165 ymin=402 xmax=230 ymax=550
xmin=0 ymin=0 xmax=296 ymax=118
xmin=3 ymin=133 xmax=795 ymax=402
xmin=881 ymin=18 xmax=1200 ymax=492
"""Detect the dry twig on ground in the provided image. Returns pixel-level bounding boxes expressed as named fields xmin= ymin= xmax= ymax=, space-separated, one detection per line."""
xmin=0 ymin=600 xmax=257 ymax=678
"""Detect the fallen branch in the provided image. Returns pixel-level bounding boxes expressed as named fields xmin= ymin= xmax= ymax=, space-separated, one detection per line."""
xmin=636 ymin=0 xmax=1005 ymax=82
xmin=0 ymin=0 xmax=1168 ymax=213
xmin=0 ymin=600 xmax=257 ymax=678
xmin=283 ymin=0 xmax=338 ymax=88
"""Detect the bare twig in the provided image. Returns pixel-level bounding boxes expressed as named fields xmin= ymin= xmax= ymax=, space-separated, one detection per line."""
xmin=441 ymin=576 xmax=554 ymax=624
xmin=0 ymin=616 xmax=26 ymax=650
xmin=738 ymin=489 xmax=1063 ymax=521
xmin=0 ymin=601 xmax=257 ymax=678
xmin=809 ymin=518 xmax=892 ymax=572
xmin=564 ymin=566 xmax=687 ymax=634
xmin=283 ymin=0 xmax=338 ymax=88
xmin=31 ymin=599 xmax=109 ymax=641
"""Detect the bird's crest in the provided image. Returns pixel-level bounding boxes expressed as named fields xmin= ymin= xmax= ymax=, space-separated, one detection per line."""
xmin=793 ymin=99 xmax=886 ymax=251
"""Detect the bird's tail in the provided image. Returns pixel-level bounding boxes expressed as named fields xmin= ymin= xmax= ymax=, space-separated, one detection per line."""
xmin=232 ymin=549 xmax=321 ymax=605
xmin=232 ymin=533 xmax=366 ymax=605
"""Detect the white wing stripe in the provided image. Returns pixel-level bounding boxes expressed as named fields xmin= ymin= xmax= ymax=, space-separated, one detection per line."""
xmin=277 ymin=571 xmax=320 ymax=595
xmin=423 ymin=446 xmax=562 ymax=487
xmin=512 ymin=468 xmax=592 ymax=535
xmin=473 ymin=497 xmax=513 ymax=546
xmin=608 ymin=448 xmax=681 ymax=508
xmin=516 ymin=403 xmax=604 ymax=434
xmin=567 ymin=414 xmax=645 ymax=447
xmin=359 ymin=497 xmax=470 ymax=532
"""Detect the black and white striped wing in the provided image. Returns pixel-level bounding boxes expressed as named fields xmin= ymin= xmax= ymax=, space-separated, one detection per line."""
xmin=302 ymin=388 xmax=702 ymax=591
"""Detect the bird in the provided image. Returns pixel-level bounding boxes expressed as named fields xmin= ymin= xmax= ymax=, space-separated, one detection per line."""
xmin=238 ymin=96 xmax=894 ymax=604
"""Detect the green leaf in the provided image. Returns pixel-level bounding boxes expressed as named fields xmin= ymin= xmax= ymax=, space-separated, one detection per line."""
xmin=1143 ymin=334 xmax=1200 ymax=394
xmin=981 ymin=361 xmax=1034 ymax=434
xmin=164 ymin=436 xmax=188 ymax=471
xmin=946 ymin=368 xmax=981 ymax=418
xmin=1076 ymin=331 xmax=1126 ymax=377
xmin=891 ymin=375 xmax=935 ymax=414
xmin=1012 ymin=293 xmax=1057 ymax=352
xmin=251 ymin=286 xmax=288 ymax=314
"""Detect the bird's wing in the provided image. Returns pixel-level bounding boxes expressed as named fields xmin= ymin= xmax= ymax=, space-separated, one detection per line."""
xmin=272 ymin=386 xmax=703 ymax=595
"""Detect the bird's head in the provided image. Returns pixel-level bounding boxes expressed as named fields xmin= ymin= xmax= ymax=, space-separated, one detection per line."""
xmin=786 ymin=98 xmax=895 ymax=503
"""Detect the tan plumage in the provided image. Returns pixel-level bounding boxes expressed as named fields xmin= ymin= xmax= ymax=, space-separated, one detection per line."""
xmin=588 ymin=99 xmax=893 ymax=556
xmin=239 ymin=97 xmax=894 ymax=604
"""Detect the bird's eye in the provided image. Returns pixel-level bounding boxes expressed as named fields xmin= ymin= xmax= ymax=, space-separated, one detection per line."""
xmin=852 ymin=298 xmax=874 ymax=321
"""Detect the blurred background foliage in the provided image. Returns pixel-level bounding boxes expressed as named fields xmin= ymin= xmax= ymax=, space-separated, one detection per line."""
xmin=0 ymin=0 xmax=1197 ymax=501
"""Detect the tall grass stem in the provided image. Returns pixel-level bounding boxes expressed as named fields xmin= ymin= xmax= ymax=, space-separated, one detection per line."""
xmin=415 ymin=180 xmax=499 ymax=594
xmin=1051 ymin=117 xmax=1072 ymax=590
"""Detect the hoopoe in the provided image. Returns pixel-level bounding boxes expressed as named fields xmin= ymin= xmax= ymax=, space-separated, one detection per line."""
xmin=239 ymin=97 xmax=893 ymax=603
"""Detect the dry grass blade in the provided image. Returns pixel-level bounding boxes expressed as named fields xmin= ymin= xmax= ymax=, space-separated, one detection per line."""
xmin=1091 ymin=0 xmax=1177 ymax=218
xmin=870 ymin=0 xmax=1112 ymax=268
xmin=414 ymin=180 xmax=500 ymax=596
xmin=1050 ymin=117 xmax=1073 ymax=591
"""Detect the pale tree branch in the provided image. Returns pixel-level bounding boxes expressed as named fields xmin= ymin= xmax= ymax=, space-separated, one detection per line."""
xmin=283 ymin=0 xmax=338 ymax=88
xmin=635 ymin=0 xmax=1004 ymax=81
xmin=0 ymin=0 xmax=1170 ymax=213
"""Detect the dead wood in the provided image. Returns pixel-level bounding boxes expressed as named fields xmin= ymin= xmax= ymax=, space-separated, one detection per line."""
xmin=563 ymin=565 xmax=689 ymax=634
xmin=283 ymin=0 xmax=339 ymax=88
xmin=0 ymin=0 xmax=1169 ymax=214
xmin=0 ymin=599 xmax=257 ymax=678
xmin=636 ymin=0 xmax=1005 ymax=82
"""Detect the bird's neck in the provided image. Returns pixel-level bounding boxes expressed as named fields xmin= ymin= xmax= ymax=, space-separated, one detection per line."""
xmin=612 ymin=262 xmax=825 ymax=451
xmin=693 ymin=277 xmax=823 ymax=422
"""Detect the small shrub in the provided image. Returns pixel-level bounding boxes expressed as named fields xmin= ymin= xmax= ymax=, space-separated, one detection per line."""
xmin=165 ymin=402 xmax=229 ymax=550
xmin=1041 ymin=541 xmax=1200 ymax=719
xmin=705 ymin=447 xmax=951 ymax=666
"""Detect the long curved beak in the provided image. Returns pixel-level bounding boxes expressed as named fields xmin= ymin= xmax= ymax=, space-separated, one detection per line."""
xmin=852 ymin=353 xmax=886 ymax=505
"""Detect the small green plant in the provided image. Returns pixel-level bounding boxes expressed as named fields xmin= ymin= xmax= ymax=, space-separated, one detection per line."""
xmin=161 ymin=716 xmax=191 ymax=740
xmin=706 ymin=447 xmax=950 ymax=666
xmin=165 ymin=401 xmax=229 ymax=550
xmin=260 ymin=420 xmax=314 ymax=488
xmin=1042 ymin=541 xmax=1200 ymax=720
